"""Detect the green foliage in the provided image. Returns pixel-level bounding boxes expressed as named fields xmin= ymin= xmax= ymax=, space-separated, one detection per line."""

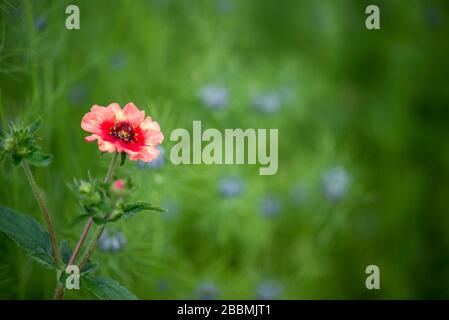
xmin=60 ymin=240 xmax=98 ymax=273
xmin=122 ymin=202 xmax=166 ymax=218
xmin=83 ymin=275 xmax=138 ymax=300
xmin=25 ymin=152 xmax=53 ymax=167
xmin=0 ymin=206 xmax=55 ymax=269
xmin=27 ymin=118 xmax=43 ymax=135
xmin=0 ymin=118 xmax=52 ymax=167
xmin=1 ymin=0 xmax=449 ymax=300
xmin=60 ymin=240 xmax=72 ymax=265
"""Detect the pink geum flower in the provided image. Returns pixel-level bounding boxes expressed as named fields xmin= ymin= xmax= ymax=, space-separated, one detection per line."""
xmin=113 ymin=179 xmax=125 ymax=190
xmin=81 ymin=102 xmax=163 ymax=161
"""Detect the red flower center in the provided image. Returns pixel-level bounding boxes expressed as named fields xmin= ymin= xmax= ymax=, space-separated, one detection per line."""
xmin=109 ymin=122 xmax=137 ymax=143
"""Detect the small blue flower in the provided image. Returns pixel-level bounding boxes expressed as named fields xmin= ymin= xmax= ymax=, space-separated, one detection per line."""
xmin=136 ymin=145 xmax=165 ymax=169
xmin=425 ymin=7 xmax=443 ymax=28
xmin=251 ymin=92 xmax=282 ymax=114
xmin=196 ymin=282 xmax=219 ymax=300
xmin=218 ymin=176 xmax=246 ymax=198
xmin=260 ymin=195 xmax=282 ymax=218
xmin=109 ymin=52 xmax=127 ymax=69
xmin=68 ymin=85 xmax=88 ymax=106
xmin=200 ymin=85 xmax=229 ymax=110
xmin=321 ymin=166 xmax=350 ymax=202
xmin=216 ymin=0 xmax=234 ymax=13
xmin=98 ymin=229 xmax=127 ymax=253
xmin=256 ymin=280 xmax=283 ymax=300
xmin=34 ymin=16 xmax=47 ymax=31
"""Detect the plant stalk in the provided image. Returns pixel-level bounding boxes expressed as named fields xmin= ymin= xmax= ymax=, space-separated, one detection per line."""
xmin=22 ymin=162 xmax=65 ymax=300
xmin=22 ymin=161 xmax=62 ymax=267
xmin=79 ymin=223 xmax=107 ymax=270
xmin=67 ymin=152 xmax=119 ymax=264
xmin=56 ymin=152 xmax=119 ymax=299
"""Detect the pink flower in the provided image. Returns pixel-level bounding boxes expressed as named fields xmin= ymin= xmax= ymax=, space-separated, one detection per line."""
xmin=81 ymin=103 xmax=163 ymax=162
xmin=113 ymin=179 xmax=125 ymax=190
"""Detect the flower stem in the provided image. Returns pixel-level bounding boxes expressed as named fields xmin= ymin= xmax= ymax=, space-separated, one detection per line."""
xmin=67 ymin=152 xmax=119 ymax=264
xmin=56 ymin=152 xmax=120 ymax=299
xmin=79 ymin=223 xmax=107 ymax=270
xmin=22 ymin=161 xmax=62 ymax=268
xmin=67 ymin=218 xmax=93 ymax=266
xmin=104 ymin=152 xmax=119 ymax=184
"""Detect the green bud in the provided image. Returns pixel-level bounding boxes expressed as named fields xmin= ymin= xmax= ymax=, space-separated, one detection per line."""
xmin=79 ymin=181 xmax=93 ymax=194
xmin=16 ymin=147 xmax=29 ymax=157
xmin=83 ymin=191 xmax=102 ymax=207
xmin=107 ymin=208 xmax=124 ymax=222
xmin=3 ymin=136 xmax=15 ymax=152
xmin=0 ymin=120 xmax=51 ymax=167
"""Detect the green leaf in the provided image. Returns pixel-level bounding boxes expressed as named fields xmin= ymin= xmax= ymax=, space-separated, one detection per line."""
xmin=25 ymin=152 xmax=53 ymax=167
xmin=0 ymin=206 xmax=55 ymax=268
xmin=120 ymin=152 xmax=127 ymax=166
xmin=60 ymin=240 xmax=72 ymax=265
xmin=81 ymin=260 xmax=98 ymax=275
xmin=122 ymin=201 xmax=166 ymax=218
xmin=92 ymin=216 xmax=111 ymax=224
xmin=83 ymin=275 xmax=138 ymax=300
xmin=27 ymin=117 xmax=43 ymax=135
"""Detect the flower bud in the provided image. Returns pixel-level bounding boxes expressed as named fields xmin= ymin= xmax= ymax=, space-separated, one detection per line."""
xmin=78 ymin=181 xmax=93 ymax=194
xmin=107 ymin=208 xmax=123 ymax=222
xmin=84 ymin=191 xmax=102 ymax=207
xmin=110 ymin=179 xmax=129 ymax=196
xmin=3 ymin=136 xmax=15 ymax=152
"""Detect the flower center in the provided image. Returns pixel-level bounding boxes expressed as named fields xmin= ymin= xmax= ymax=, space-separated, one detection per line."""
xmin=109 ymin=122 xmax=137 ymax=143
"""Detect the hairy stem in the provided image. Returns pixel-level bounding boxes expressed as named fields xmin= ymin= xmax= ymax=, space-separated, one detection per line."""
xmin=53 ymin=270 xmax=64 ymax=300
xmin=67 ymin=218 xmax=93 ymax=266
xmin=22 ymin=162 xmax=62 ymax=267
xmin=56 ymin=152 xmax=119 ymax=299
xmin=104 ymin=152 xmax=119 ymax=184
xmin=79 ymin=223 xmax=107 ymax=270
xmin=67 ymin=152 xmax=119 ymax=264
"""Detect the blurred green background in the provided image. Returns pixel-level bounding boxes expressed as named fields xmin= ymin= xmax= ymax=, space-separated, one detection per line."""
xmin=1 ymin=0 xmax=449 ymax=299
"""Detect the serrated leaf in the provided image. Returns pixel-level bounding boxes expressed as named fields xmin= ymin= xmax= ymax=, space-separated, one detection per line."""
xmin=83 ymin=275 xmax=138 ymax=300
xmin=81 ymin=260 xmax=98 ymax=275
xmin=122 ymin=201 xmax=165 ymax=218
xmin=27 ymin=118 xmax=42 ymax=135
xmin=25 ymin=152 xmax=53 ymax=167
xmin=0 ymin=206 xmax=55 ymax=268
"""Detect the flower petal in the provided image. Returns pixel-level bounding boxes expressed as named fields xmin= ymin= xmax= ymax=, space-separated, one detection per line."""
xmin=98 ymin=139 xmax=116 ymax=153
xmin=123 ymin=102 xmax=145 ymax=127
xmin=81 ymin=104 xmax=116 ymax=134
xmin=140 ymin=116 xmax=164 ymax=145
xmin=144 ymin=130 xmax=164 ymax=146
xmin=107 ymin=103 xmax=123 ymax=121
xmin=128 ymin=146 xmax=160 ymax=162
xmin=84 ymin=133 xmax=116 ymax=153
